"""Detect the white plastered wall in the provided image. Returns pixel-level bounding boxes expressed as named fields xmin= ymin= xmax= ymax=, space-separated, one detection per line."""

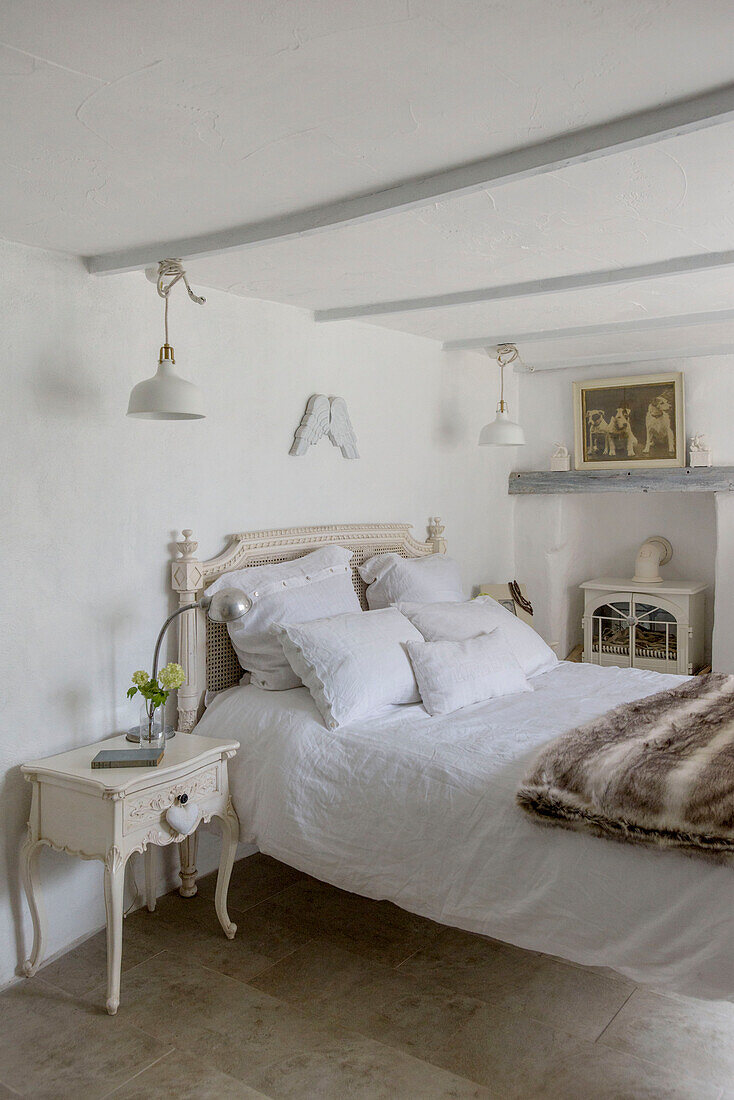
xmin=514 ymin=357 xmax=734 ymax=667
xmin=0 ymin=237 xmax=516 ymax=989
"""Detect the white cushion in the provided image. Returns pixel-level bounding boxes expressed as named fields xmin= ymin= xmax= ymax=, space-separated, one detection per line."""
xmin=275 ymin=607 xmax=423 ymax=728
xmin=205 ymin=546 xmax=361 ymax=690
xmin=399 ymin=596 xmax=558 ymax=678
xmin=406 ymin=632 xmax=532 ymax=716
xmin=358 ymin=553 xmax=465 ymax=610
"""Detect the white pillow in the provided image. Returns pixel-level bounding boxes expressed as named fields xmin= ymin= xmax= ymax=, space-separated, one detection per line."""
xmin=358 ymin=553 xmax=465 ymax=610
xmin=275 ymin=607 xmax=423 ymax=728
xmin=406 ymin=632 xmax=532 ymax=716
xmin=399 ymin=596 xmax=558 ymax=678
xmin=204 ymin=545 xmax=361 ymax=690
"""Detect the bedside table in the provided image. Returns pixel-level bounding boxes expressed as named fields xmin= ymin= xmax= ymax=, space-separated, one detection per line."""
xmin=20 ymin=733 xmax=240 ymax=1015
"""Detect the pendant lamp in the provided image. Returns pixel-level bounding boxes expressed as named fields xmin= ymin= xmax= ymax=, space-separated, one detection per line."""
xmin=478 ymin=343 xmax=526 ymax=446
xmin=127 ymin=259 xmax=206 ymax=420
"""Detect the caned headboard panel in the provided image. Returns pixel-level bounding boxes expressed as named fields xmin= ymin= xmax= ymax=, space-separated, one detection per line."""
xmin=171 ymin=519 xmax=447 ymax=732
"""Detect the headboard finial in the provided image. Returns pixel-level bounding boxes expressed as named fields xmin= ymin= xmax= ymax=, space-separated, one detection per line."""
xmin=177 ymin=529 xmax=199 ymax=561
xmin=172 ymin=529 xmax=203 ymax=595
xmin=428 ymin=516 xmax=447 ymax=554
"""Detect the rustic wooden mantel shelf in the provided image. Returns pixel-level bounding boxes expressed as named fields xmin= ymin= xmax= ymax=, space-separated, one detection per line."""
xmin=509 ymin=467 xmax=734 ymax=494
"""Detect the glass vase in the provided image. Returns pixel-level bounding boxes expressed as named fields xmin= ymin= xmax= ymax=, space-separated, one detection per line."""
xmin=139 ymin=702 xmax=165 ymax=754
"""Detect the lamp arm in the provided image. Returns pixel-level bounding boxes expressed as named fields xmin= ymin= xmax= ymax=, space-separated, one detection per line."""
xmin=148 ymin=604 xmax=195 ymax=716
xmin=144 ymin=589 xmax=246 ymax=723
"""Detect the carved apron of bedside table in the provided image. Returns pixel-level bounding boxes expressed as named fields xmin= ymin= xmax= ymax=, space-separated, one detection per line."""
xmin=20 ymin=734 xmax=240 ymax=1015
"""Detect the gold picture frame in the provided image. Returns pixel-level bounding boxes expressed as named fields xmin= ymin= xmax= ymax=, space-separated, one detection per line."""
xmin=573 ymin=372 xmax=685 ymax=470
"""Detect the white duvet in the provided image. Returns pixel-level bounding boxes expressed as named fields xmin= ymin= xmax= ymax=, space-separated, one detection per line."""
xmin=196 ymin=661 xmax=734 ymax=1000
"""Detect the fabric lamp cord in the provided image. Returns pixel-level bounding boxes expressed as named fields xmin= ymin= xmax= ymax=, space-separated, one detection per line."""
xmin=156 ymin=259 xmax=206 ymax=357
xmin=492 ymin=343 xmax=521 ymax=411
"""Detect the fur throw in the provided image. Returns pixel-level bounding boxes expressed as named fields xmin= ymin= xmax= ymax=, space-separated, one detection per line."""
xmin=517 ymin=674 xmax=734 ymax=860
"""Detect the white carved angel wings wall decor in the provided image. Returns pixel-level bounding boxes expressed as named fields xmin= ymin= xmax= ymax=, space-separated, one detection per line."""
xmin=290 ymin=394 xmax=359 ymax=459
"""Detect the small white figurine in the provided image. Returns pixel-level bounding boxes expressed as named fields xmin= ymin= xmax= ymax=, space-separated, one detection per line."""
xmin=550 ymin=442 xmax=571 ymax=471
xmin=689 ymin=434 xmax=712 ymax=468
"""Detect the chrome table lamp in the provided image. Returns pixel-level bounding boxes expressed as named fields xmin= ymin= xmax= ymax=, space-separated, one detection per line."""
xmin=127 ymin=587 xmax=251 ymax=743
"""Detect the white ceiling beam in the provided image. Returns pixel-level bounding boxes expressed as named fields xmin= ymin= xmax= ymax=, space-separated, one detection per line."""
xmin=315 ymin=249 xmax=734 ymax=322
xmin=442 ymin=308 xmax=734 ymax=351
xmin=515 ymin=345 xmax=734 ymax=372
xmin=86 ymin=83 xmax=734 ymax=276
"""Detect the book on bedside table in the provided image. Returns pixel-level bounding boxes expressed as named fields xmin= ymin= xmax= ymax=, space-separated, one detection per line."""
xmin=91 ymin=747 xmax=164 ymax=769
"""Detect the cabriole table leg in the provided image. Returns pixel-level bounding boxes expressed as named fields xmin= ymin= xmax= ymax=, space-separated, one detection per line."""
xmin=20 ymin=835 xmax=47 ymax=977
xmin=103 ymin=848 xmax=127 ymax=1015
xmin=214 ymin=798 xmax=240 ymax=939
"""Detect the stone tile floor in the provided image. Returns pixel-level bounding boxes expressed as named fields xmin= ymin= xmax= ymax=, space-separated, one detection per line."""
xmin=1 ymin=853 xmax=732 ymax=1098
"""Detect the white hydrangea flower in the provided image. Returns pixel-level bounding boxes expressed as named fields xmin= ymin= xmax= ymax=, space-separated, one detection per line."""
xmin=158 ymin=662 xmax=185 ymax=691
xmin=131 ymin=670 xmax=149 ymax=687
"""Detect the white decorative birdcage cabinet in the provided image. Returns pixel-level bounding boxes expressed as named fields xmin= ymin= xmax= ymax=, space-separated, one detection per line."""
xmin=580 ymin=578 xmax=707 ymax=676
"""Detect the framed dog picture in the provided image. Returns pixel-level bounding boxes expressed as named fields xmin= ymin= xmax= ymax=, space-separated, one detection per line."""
xmin=573 ymin=372 xmax=685 ymax=470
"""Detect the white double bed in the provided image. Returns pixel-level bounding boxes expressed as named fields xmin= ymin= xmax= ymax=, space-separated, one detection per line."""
xmin=196 ymin=661 xmax=733 ymax=1001
xmin=174 ymin=522 xmax=733 ymax=1001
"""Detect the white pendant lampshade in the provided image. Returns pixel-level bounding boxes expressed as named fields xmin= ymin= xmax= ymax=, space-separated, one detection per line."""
xmin=479 ymin=407 xmax=526 ymax=446
xmin=127 ymin=344 xmax=205 ymax=420
xmin=478 ymin=344 xmax=526 ymax=447
xmin=127 ymin=259 xmax=206 ymax=420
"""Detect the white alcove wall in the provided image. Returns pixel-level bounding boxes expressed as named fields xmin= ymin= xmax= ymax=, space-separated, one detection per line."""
xmin=514 ymin=492 xmax=716 ymax=661
xmin=515 ymin=356 xmax=734 ymax=665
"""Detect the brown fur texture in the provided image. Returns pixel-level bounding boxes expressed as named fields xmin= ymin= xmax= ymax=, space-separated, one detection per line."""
xmin=517 ymin=674 xmax=734 ymax=861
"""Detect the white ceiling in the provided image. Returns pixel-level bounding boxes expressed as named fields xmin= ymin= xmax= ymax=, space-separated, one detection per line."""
xmin=185 ymin=126 xmax=734 ymax=306
xmin=1 ymin=0 xmax=734 ymax=364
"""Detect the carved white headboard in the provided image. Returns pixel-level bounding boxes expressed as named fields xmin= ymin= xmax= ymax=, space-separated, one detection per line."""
xmin=171 ymin=518 xmax=447 ymax=732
